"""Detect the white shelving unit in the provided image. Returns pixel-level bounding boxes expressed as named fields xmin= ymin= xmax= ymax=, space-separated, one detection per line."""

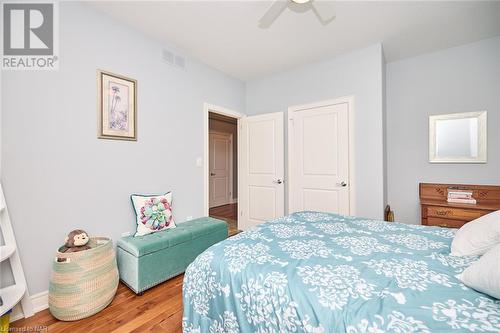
xmin=0 ymin=246 xmax=15 ymax=262
xmin=0 ymin=285 xmax=26 ymax=316
xmin=0 ymin=183 xmax=33 ymax=317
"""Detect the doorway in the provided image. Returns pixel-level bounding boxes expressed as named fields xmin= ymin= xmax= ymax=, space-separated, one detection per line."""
xmin=203 ymin=104 xmax=286 ymax=234
xmin=204 ymin=104 xmax=243 ymax=236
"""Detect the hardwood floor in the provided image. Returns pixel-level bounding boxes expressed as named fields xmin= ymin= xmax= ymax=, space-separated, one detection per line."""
xmin=209 ymin=203 xmax=238 ymax=235
xmin=209 ymin=203 xmax=237 ymax=220
xmin=11 ymin=275 xmax=184 ymax=333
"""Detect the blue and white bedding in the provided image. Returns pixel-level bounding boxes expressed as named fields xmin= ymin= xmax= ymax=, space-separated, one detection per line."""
xmin=182 ymin=212 xmax=500 ymax=333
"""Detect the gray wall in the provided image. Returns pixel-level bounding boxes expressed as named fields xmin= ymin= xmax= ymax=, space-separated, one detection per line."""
xmin=386 ymin=36 xmax=500 ymax=224
xmin=1 ymin=3 xmax=245 ymax=294
xmin=209 ymin=118 xmax=238 ymax=200
xmin=246 ymin=44 xmax=385 ymax=220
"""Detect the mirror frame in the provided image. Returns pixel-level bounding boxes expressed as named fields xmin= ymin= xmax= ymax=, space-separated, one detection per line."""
xmin=429 ymin=111 xmax=487 ymax=164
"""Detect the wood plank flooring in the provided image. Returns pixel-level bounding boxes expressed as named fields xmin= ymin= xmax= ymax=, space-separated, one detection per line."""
xmin=11 ymin=275 xmax=184 ymax=333
xmin=209 ymin=203 xmax=238 ymax=235
xmin=209 ymin=203 xmax=237 ymax=220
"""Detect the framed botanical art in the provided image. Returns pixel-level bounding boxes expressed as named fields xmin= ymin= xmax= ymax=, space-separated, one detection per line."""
xmin=98 ymin=70 xmax=137 ymax=140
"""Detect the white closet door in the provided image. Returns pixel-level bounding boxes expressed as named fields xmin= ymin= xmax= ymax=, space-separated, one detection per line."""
xmin=239 ymin=112 xmax=284 ymax=230
xmin=289 ymin=102 xmax=351 ymax=215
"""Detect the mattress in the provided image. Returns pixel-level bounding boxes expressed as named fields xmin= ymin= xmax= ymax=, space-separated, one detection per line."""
xmin=182 ymin=211 xmax=500 ymax=333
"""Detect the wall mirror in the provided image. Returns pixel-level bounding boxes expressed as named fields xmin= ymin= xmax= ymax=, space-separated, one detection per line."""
xmin=429 ymin=111 xmax=487 ymax=163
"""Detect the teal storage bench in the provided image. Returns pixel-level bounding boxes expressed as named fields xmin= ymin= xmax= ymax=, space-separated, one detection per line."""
xmin=117 ymin=217 xmax=228 ymax=294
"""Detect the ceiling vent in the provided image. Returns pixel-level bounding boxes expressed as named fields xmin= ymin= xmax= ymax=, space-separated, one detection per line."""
xmin=174 ymin=55 xmax=186 ymax=70
xmin=162 ymin=49 xmax=186 ymax=70
xmin=162 ymin=49 xmax=174 ymax=64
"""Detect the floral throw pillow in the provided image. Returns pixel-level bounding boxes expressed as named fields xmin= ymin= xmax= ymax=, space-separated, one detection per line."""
xmin=131 ymin=192 xmax=176 ymax=237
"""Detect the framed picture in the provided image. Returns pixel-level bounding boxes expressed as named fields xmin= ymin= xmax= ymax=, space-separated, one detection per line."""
xmin=97 ymin=70 xmax=137 ymax=141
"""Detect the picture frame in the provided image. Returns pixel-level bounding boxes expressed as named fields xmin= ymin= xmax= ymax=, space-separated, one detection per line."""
xmin=97 ymin=70 xmax=137 ymax=141
xmin=429 ymin=111 xmax=487 ymax=164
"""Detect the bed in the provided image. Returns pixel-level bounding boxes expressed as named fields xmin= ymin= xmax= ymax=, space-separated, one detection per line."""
xmin=182 ymin=211 xmax=500 ymax=332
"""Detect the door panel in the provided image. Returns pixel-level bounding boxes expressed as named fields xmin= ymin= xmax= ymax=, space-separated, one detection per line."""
xmin=240 ymin=112 xmax=284 ymax=230
xmin=209 ymin=133 xmax=231 ymax=208
xmin=213 ymin=178 xmax=228 ymax=198
xmin=249 ymin=186 xmax=276 ymax=222
xmin=213 ymin=139 xmax=228 ymax=169
xmin=248 ymin=121 xmax=276 ymax=174
xmin=303 ymin=113 xmax=338 ymax=175
xmin=290 ymin=102 xmax=350 ymax=215
xmin=302 ymin=188 xmax=340 ymax=213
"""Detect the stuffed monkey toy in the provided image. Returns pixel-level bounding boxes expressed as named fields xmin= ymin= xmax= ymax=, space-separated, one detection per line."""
xmin=61 ymin=229 xmax=91 ymax=253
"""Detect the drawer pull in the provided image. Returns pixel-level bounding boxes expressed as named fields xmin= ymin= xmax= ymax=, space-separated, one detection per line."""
xmin=436 ymin=210 xmax=450 ymax=216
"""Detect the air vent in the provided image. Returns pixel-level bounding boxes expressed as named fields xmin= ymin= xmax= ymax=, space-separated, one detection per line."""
xmin=162 ymin=49 xmax=186 ymax=70
xmin=162 ymin=49 xmax=174 ymax=65
xmin=174 ymin=55 xmax=186 ymax=70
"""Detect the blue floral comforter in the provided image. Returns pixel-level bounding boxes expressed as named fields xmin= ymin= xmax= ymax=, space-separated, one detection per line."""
xmin=182 ymin=212 xmax=500 ymax=333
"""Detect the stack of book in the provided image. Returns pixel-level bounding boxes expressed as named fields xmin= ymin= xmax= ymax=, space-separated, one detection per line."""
xmin=447 ymin=189 xmax=477 ymax=204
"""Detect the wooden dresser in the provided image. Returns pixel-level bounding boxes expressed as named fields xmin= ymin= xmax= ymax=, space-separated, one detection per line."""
xmin=420 ymin=183 xmax=500 ymax=228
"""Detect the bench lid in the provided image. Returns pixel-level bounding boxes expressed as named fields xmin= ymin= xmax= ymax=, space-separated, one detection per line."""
xmin=117 ymin=217 xmax=228 ymax=257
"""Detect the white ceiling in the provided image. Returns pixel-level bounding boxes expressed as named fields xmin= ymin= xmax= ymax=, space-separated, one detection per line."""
xmin=87 ymin=1 xmax=500 ymax=81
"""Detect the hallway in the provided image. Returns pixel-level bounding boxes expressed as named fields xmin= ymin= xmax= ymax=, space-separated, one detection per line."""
xmin=209 ymin=203 xmax=238 ymax=235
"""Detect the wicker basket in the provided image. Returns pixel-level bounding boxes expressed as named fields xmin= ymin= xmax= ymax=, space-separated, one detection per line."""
xmin=49 ymin=237 xmax=119 ymax=321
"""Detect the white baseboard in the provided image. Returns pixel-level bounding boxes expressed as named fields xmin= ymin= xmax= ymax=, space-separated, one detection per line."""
xmin=10 ymin=290 xmax=49 ymax=322
xmin=230 ymin=198 xmax=238 ymax=204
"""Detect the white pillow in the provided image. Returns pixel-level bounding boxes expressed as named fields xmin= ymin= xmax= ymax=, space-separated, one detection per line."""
xmin=451 ymin=210 xmax=500 ymax=256
xmin=459 ymin=243 xmax=500 ymax=299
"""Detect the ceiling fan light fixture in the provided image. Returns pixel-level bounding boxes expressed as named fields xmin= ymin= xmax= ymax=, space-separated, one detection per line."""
xmin=259 ymin=0 xmax=335 ymax=28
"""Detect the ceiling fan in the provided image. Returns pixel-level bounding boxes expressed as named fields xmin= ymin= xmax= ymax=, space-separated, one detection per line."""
xmin=259 ymin=0 xmax=336 ymax=28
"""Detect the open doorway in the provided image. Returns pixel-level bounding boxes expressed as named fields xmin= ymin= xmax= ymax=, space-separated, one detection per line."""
xmin=204 ymin=104 xmax=243 ymax=236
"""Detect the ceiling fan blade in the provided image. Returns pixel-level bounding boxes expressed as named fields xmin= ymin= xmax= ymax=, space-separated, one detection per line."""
xmin=259 ymin=0 xmax=289 ymax=28
xmin=311 ymin=0 xmax=336 ymax=25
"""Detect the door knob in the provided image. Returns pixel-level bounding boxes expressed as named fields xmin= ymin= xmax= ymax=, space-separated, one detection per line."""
xmin=274 ymin=179 xmax=283 ymax=184
xmin=337 ymin=181 xmax=347 ymax=187
xmin=210 ymin=172 xmax=215 ymax=176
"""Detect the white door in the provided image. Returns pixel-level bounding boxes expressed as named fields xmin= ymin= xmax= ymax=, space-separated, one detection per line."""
xmin=240 ymin=112 xmax=284 ymax=230
xmin=289 ymin=102 xmax=351 ymax=214
xmin=209 ymin=132 xmax=232 ymax=208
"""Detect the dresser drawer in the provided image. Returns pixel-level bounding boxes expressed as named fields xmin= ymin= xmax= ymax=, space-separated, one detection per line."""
xmin=426 ymin=206 xmax=488 ymax=221
xmin=420 ymin=183 xmax=500 ymax=227
xmin=426 ymin=217 xmax=466 ymax=229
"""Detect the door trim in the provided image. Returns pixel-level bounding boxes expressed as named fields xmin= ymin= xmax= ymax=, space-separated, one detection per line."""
xmin=287 ymin=95 xmax=356 ymax=215
xmin=208 ymin=131 xmax=233 ymax=208
xmin=203 ymin=103 xmax=245 ymax=216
